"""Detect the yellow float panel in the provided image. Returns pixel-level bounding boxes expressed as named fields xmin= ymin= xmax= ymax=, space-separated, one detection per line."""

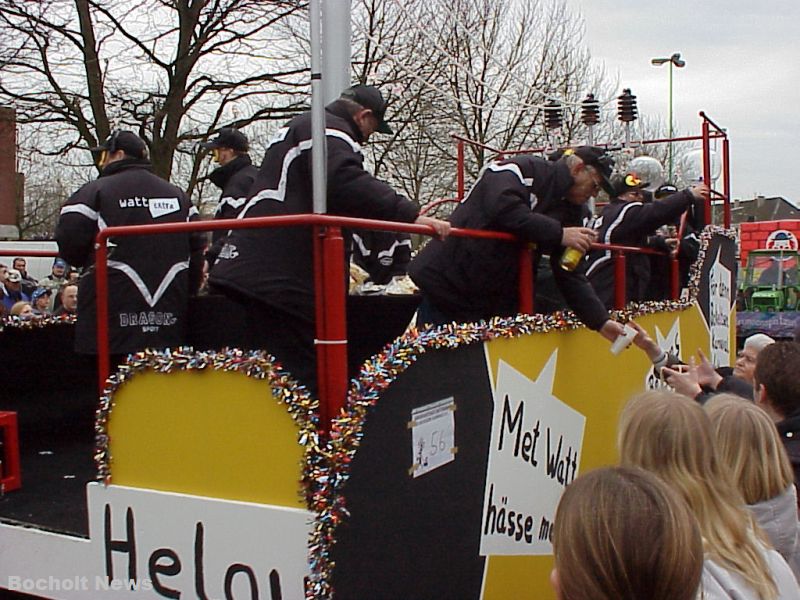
xmin=107 ymin=369 xmax=305 ymax=508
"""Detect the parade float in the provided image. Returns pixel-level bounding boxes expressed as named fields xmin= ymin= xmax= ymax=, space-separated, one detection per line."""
xmin=0 ymin=118 xmax=735 ymax=600
xmin=0 ymin=3 xmax=737 ymax=598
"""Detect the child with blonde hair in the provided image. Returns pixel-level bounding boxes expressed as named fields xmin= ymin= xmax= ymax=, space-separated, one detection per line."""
xmin=618 ymin=390 xmax=798 ymax=599
xmin=705 ymin=394 xmax=800 ymax=579
xmin=551 ymin=466 xmax=703 ymax=600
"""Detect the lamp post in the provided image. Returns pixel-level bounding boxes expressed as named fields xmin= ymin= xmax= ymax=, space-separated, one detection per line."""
xmin=651 ymin=52 xmax=685 ymax=181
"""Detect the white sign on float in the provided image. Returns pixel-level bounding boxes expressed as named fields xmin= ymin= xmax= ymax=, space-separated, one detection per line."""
xmin=1 ymin=484 xmax=312 ymax=598
xmin=88 ymin=484 xmax=312 ymax=599
xmin=480 ymin=354 xmax=586 ymax=556
xmin=709 ymin=247 xmax=732 ymax=367
xmin=410 ymin=397 xmax=456 ymax=478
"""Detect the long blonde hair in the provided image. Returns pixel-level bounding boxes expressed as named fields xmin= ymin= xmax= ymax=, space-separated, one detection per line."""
xmin=705 ymin=394 xmax=794 ymax=505
xmin=553 ymin=466 xmax=703 ymax=600
xmin=618 ymin=390 xmax=778 ymax=600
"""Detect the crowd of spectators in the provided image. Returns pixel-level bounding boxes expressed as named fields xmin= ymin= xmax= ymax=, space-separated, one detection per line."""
xmin=0 ymin=257 xmax=79 ymax=321
xmin=552 ymin=336 xmax=800 ymax=599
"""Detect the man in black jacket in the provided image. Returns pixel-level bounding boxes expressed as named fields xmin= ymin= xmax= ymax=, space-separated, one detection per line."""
xmin=408 ymin=147 xmax=627 ymax=342
xmin=753 ymin=342 xmax=800 ymax=492
xmin=55 ymin=130 xmax=205 ymax=355
xmin=209 ymin=84 xmax=450 ymax=392
xmin=645 ymin=184 xmax=702 ymax=301
xmin=585 ymin=174 xmax=707 ymax=308
xmin=201 ymin=128 xmax=258 ymax=263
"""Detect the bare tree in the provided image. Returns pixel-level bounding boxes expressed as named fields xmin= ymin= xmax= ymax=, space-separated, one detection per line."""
xmin=349 ymin=0 xmax=617 ymax=218
xmin=0 ymin=0 xmax=307 ymax=194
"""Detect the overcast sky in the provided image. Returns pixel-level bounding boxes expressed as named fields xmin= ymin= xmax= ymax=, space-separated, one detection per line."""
xmin=569 ymin=0 xmax=800 ymax=202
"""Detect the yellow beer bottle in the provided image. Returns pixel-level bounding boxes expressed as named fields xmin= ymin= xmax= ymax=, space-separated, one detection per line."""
xmin=559 ymin=247 xmax=585 ymax=271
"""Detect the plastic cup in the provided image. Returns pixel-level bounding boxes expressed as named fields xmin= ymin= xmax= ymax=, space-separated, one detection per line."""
xmin=610 ymin=324 xmax=638 ymax=355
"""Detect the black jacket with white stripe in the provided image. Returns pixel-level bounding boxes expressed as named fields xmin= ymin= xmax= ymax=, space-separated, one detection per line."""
xmin=208 ymin=100 xmax=420 ymax=321
xmin=408 ymin=156 xmax=609 ymax=329
xmin=585 ymin=189 xmax=702 ymax=308
xmin=352 ymin=230 xmax=412 ymax=285
xmin=55 ymin=158 xmax=204 ymax=354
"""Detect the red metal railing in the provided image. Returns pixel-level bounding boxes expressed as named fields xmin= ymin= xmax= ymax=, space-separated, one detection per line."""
xmin=93 ymin=215 xmax=525 ymax=429
xmin=0 ymin=250 xmax=59 ymax=258
xmin=453 ymin=113 xmax=731 ymax=227
xmin=591 ymin=242 xmax=678 ymax=310
xmin=21 ymin=116 xmax=732 ymax=427
xmin=0 ymin=219 xmax=674 ymax=430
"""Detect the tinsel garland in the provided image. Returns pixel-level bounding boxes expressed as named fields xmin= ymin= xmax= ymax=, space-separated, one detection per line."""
xmin=0 ymin=313 xmax=76 ymax=329
xmin=93 ymin=347 xmax=322 ymax=509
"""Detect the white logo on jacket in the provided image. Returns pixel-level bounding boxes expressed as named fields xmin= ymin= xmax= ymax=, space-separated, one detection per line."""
xmin=117 ymin=196 xmax=181 ymax=219
xmin=149 ymin=197 xmax=181 ymax=219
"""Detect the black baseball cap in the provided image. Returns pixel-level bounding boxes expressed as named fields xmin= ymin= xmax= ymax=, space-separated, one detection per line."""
xmin=572 ymin=146 xmax=615 ymax=195
xmin=90 ymin=131 xmax=148 ymax=159
xmin=340 ymin=84 xmax=393 ymax=134
xmin=201 ymin=128 xmax=249 ymax=152
xmin=612 ymin=173 xmax=649 ymax=198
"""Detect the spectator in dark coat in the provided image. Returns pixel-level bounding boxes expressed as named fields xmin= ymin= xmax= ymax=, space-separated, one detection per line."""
xmin=753 ymin=342 xmax=800 ymax=491
xmin=53 ymin=284 xmax=78 ymax=317
xmin=12 ymin=257 xmax=37 ymax=297
xmin=2 ymin=269 xmax=30 ymax=312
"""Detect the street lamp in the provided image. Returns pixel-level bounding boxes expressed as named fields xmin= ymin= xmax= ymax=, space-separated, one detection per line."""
xmin=651 ymin=52 xmax=685 ymax=181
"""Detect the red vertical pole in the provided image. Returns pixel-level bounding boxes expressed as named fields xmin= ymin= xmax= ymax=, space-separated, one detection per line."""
xmin=702 ymin=118 xmax=712 ymax=225
xmin=670 ymin=256 xmax=680 ymax=300
xmin=457 ymin=140 xmax=465 ymax=202
xmin=0 ymin=411 xmax=21 ymax=492
xmin=723 ymin=137 xmax=731 ymax=228
xmin=517 ymin=244 xmax=534 ymax=314
xmin=317 ymin=226 xmax=348 ymax=429
xmin=614 ymin=251 xmax=627 ymax=310
xmin=95 ymin=236 xmax=110 ymax=392
xmin=312 ymin=226 xmax=329 ymax=430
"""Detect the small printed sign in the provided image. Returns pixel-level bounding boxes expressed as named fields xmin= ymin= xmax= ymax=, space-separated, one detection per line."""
xmin=409 ymin=397 xmax=456 ymax=478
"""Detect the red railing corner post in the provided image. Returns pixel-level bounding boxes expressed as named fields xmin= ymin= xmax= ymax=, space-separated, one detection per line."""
xmin=613 ymin=250 xmax=627 ymax=310
xmin=670 ymin=256 xmax=681 ymax=300
xmin=94 ymin=234 xmax=110 ymax=393
xmin=518 ymin=243 xmax=534 ymax=315
xmin=312 ymin=225 xmax=329 ymax=430
xmin=701 ymin=117 xmax=712 ymax=224
xmin=723 ymin=137 xmax=731 ymax=228
xmin=315 ymin=225 xmax=348 ymax=432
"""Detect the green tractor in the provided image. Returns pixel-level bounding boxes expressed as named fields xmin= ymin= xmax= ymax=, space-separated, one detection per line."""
xmin=738 ymin=248 xmax=800 ymax=312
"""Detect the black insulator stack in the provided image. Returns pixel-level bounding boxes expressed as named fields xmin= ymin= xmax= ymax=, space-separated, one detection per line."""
xmin=544 ymin=100 xmax=563 ymax=130
xmin=581 ymin=93 xmax=600 ymax=126
xmin=617 ymin=88 xmax=638 ymax=122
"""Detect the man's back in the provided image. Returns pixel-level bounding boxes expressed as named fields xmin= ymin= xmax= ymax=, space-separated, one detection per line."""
xmin=56 ymin=159 xmax=202 ymax=354
xmin=410 ymin=156 xmax=582 ymax=323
